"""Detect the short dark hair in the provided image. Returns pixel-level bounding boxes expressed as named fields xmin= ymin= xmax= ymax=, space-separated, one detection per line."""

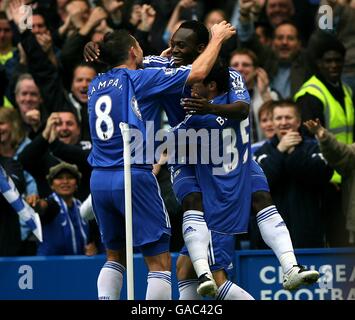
xmin=273 ymin=21 xmax=300 ymax=39
xmin=99 ymin=30 xmax=136 ymax=67
xmin=178 ymin=20 xmax=210 ymax=46
xmin=203 ymin=59 xmax=229 ymax=94
xmin=310 ymin=30 xmax=346 ymax=61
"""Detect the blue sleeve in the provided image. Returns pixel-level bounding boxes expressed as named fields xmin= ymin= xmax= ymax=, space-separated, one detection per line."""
xmin=142 ymin=55 xmax=174 ymax=68
xmin=132 ymin=66 xmax=191 ymax=100
xmin=228 ymin=69 xmax=251 ymax=104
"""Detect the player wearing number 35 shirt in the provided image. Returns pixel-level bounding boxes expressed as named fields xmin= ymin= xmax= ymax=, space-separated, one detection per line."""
xmin=86 ymin=26 xmax=236 ymax=300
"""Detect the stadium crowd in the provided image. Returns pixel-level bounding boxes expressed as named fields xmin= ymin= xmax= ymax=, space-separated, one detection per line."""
xmin=0 ymin=0 xmax=354 ymax=261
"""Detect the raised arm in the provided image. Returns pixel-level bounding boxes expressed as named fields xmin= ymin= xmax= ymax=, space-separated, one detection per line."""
xmin=186 ymin=21 xmax=236 ymax=84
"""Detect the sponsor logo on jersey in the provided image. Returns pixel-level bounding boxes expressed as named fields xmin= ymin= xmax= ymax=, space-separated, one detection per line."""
xmin=231 ymin=74 xmax=246 ymax=95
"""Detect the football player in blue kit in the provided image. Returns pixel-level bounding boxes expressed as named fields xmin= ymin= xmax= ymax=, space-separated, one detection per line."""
xmin=172 ymin=61 xmax=255 ymax=300
xmin=142 ymin=21 xmax=319 ymax=297
xmin=84 ymin=21 xmax=319 ymax=298
xmin=87 ymin=24 xmax=236 ymax=300
xmin=174 ymin=59 xmax=320 ymax=299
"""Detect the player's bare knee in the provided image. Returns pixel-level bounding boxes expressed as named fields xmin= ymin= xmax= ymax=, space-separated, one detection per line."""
xmin=182 ymin=192 xmax=203 ymax=212
xmin=176 ymin=255 xmax=196 ymax=280
xmin=212 ymin=269 xmax=228 ymax=287
xmin=252 ymin=191 xmax=273 ymax=215
xmin=145 ymin=252 xmax=171 ymax=271
xmin=106 ymin=249 xmax=125 ymax=266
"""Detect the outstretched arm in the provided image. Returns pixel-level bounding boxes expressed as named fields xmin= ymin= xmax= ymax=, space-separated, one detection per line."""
xmin=181 ymin=95 xmax=249 ymax=120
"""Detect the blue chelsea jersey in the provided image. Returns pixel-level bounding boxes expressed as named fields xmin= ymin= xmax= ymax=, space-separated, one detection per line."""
xmin=87 ymin=66 xmax=191 ymax=168
xmin=143 ymin=56 xmax=251 ymax=127
xmin=176 ymin=93 xmax=252 ymax=234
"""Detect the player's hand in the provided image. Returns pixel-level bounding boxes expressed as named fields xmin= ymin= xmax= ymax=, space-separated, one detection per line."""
xmin=303 ymin=118 xmax=325 ymax=139
xmin=181 ymin=94 xmax=212 ymax=115
xmin=210 ymin=21 xmax=236 ymax=42
xmin=277 ymin=131 xmax=302 ymax=153
xmin=160 ymin=47 xmax=172 ymax=57
xmin=84 ymin=41 xmax=100 ymax=62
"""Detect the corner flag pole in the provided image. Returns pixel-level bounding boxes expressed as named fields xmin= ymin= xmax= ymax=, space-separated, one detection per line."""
xmin=119 ymin=122 xmax=134 ymax=300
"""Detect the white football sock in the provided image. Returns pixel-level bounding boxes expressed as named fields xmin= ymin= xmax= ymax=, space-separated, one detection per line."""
xmin=97 ymin=261 xmax=125 ymax=300
xmin=216 ymin=280 xmax=254 ymax=300
xmin=79 ymin=194 xmax=95 ymax=220
xmin=256 ymin=205 xmax=297 ymax=273
xmin=146 ymin=271 xmax=171 ymax=300
xmin=182 ymin=210 xmax=211 ymax=277
xmin=178 ymin=279 xmax=202 ymax=300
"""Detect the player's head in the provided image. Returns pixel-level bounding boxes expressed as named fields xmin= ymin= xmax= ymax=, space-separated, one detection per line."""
xmin=272 ymin=99 xmax=301 ymax=138
xmin=191 ymin=59 xmax=229 ymax=100
xmin=99 ymin=30 xmax=143 ymax=68
xmin=170 ymin=20 xmax=209 ymax=67
xmin=311 ymin=31 xmax=346 ymax=84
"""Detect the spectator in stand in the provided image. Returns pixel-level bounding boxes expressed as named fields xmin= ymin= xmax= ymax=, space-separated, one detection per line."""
xmin=14 ymin=74 xmax=43 ymax=139
xmin=18 ymin=110 xmax=91 ymax=200
xmin=254 ymin=21 xmax=273 ymax=47
xmin=204 ymin=8 xmax=238 ymax=64
xmin=0 ymin=155 xmax=26 ymax=256
xmin=235 ymin=0 xmax=317 ymax=44
xmin=315 ymin=0 xmax=355 ymax=98
xmin=230 ymin=48 xmax=278 ymax=142
xmin=162 ymin=0 xmax=196 ymax=46
xmin=0 ymin=12 xmax=17 ymax=107
xmin=0 ymin=107 xmax=38 ymax=195
xmin=304 ymin=119 xmax=355 ymax=245
xmin=9 ymin=0 xmax=97 ymax=140
xmin=27 ymin=162 xmax=89 ymax=255
xmin=60 ymin=0 xmax=92 ymax=39
xmin=295 ymin=31 xmax=353 ymax=246
xmin=254 ymin=99 xmax=333 ymax=248
xmin=251 ymin=100 xmax=275 ymax=154
xmin=237 ymin=1 xmax=311 ymax=99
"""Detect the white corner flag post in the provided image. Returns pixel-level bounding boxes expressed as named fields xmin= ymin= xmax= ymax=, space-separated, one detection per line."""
xmin=119 ymin=122 xmax=135 ymax=300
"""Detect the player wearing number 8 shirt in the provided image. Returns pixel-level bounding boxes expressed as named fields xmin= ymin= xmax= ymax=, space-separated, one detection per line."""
xmin=87 ymin=26 xmax=236 ymax=300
